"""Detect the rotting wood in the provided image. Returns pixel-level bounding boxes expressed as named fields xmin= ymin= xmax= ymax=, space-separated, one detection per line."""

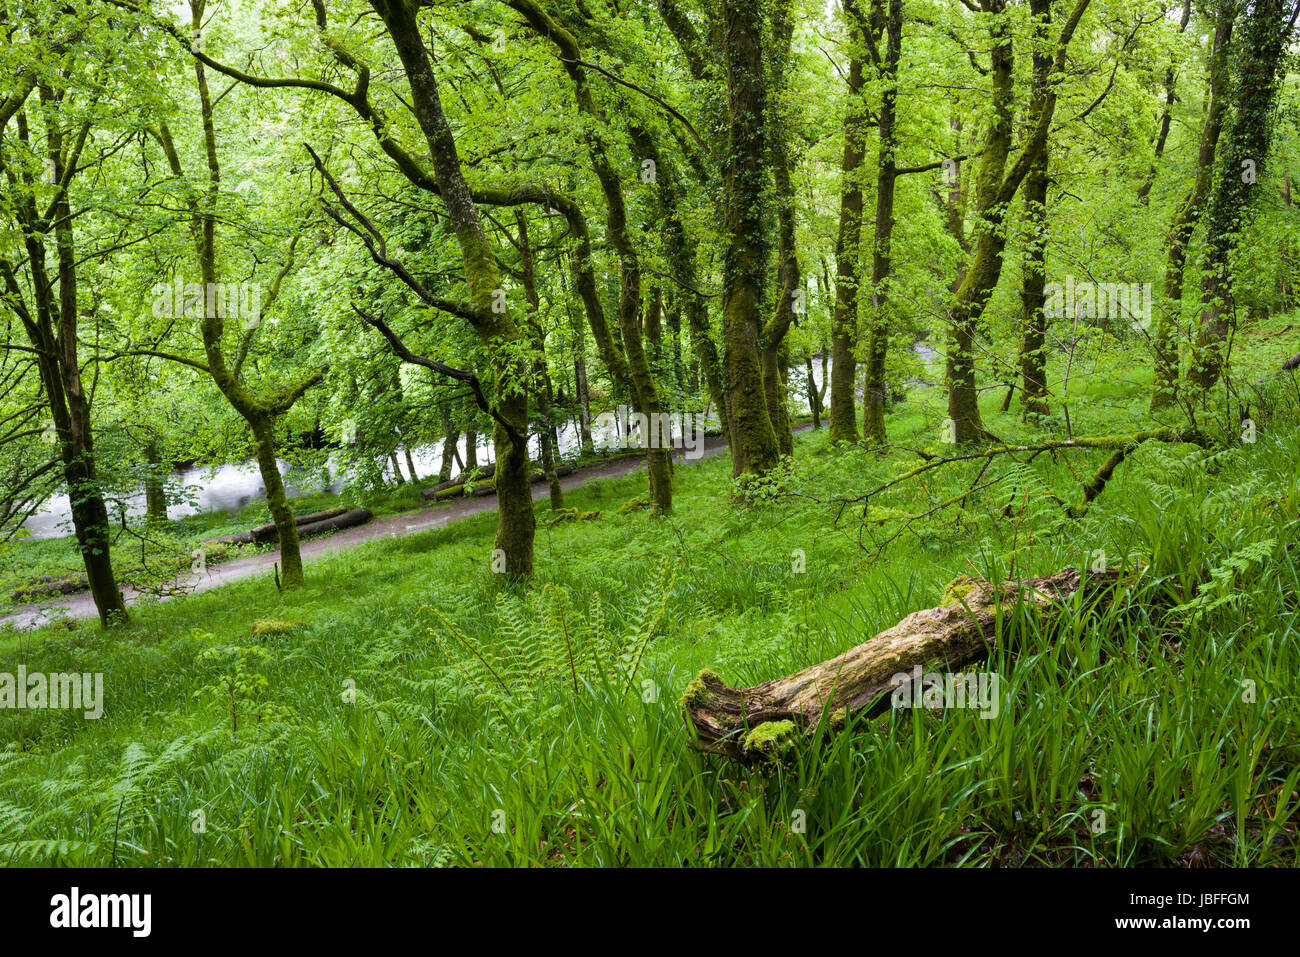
xmin=682 ymin=567 xmax=1124 ymax=759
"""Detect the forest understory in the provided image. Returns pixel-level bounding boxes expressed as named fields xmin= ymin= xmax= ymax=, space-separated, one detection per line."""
xmin=1 ymin=0 xmax=1299 ymax=872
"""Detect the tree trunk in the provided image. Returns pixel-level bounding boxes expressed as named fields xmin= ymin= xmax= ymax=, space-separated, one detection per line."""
xmin=1017 ymin=148 xmax=1050 ymax=417
xmin=683 ymin=567 xmax=1122 ymax=759
xmin=1187 ymin=0 xmax=1290 ymax=393
xmin=720 ymin=0 xmax=780 ymax=477
xmin=760 ymin=0 xmax=800 ymax=458
xmin=1150 ymin=8 xmax=1234 ymax=410
xmin=44 ymin=124 xmax=127 ymax=626
xmin=828 ymin=7 xmax=868 ymax=445
xmin=144 ymin=439 xmax=169 ymax=523
xmin=515 ymin=209 xmax=564 ymax=510
xmin=374 ymin=0 xmax=536 ymax=577
xmin=805 ymin=349 xmax=822 ymax=428
xmin=250 ymin=415 xmax=304 ymax=588
xmin=945 ymin=5 xmax=1015 ymax=444
xmin=945 ymin=0 xmax=1086 ymax=443
xmin=1017 ymin=9 xmax=1053 ymax=419
xmin=862 ymin=0 xmax=902 ymax=446
xmin=508 ymin=7 xmax=673 ymax=512
xmin=1137 ymin=0 xmax=1193 ymax=204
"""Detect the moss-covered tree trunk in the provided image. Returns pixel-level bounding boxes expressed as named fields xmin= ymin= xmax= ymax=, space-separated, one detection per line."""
xmin=945 ymin=0 xmax=1088 ymax=444
xmin=1187 ymin=0 xmax=1291 ymax=393
xmin=374 ymin=0 xmax=536 ymax=575
xmin=945 ymin=2 xmax=1015 ymax=444
xmin=828 ymin=5 xmax=868 ymax=445
xmin=805 ymin=348 xmax=823 ymax=428
xmin=861 ymin=0 xmax=902 ymax=446
xmin=1149 ymin=7 xmax=1234 ymax=410
xmin=1017 ymin=148 xmax=1050 ymax=417
xmin=515 ymin=210 xmax=564 ymax=510
xmin=760 ymin=0 xmax=800 ymax=458
xmin=1016 ymin=6 xmax=1054 ymax=419
xmin=720 ymin=0 xmax=781 ymax=476
xmin=511 ymin=0 xmax=673 ymax=511
xmin=249 ymin=414 xmax=304 ymax=588
xmin=144 ymin=442 xmax=168 ymax=523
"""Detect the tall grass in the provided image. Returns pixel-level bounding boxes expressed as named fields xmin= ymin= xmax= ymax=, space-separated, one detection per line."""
xmin=2 ymin=348 xmax=1299 ymax=866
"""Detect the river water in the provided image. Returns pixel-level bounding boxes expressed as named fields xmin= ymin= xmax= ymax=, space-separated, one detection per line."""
xmin=22 ymin=344 xmax=939 ymax=539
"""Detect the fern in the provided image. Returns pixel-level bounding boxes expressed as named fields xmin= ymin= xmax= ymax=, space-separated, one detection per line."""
xmin=426 ymin=558 xmax=681 ymax=719
xmin=1172 ymin=538 xmax=1278 ymax=622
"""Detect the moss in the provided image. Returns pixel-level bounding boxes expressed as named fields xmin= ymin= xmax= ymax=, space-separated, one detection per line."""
xmin=743 ymin=719 xmax=797 ymax=757
xmin=941 ymin=574 xmax=982 ymax=608
xmin=251 ymin=618 xmax=300 ymax=638
xmin=679 ymin=679 xmax=708 ymax=710
xmin=433 ymin=484 xmax=465 ymax=501
xmin=617 ymin=495 xmax=651 ymax=515
xmin=829 ymin=708 xmax=848 ymax=731
xmin=679 ymin=668 xmax=722 ymax=710
xmin=547 ymin=507 xmax=601 ymax=527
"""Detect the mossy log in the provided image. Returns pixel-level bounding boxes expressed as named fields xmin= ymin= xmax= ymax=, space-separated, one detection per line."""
xmin=682 ymin=568 xmax=1123 ymax=759
xmin=456 ymin=463 xmax=496 ymax=483
xmin=12 ymin=572 xmax=90 ymax=602
xmin=421 ymin=479 xmax=462 ymax=500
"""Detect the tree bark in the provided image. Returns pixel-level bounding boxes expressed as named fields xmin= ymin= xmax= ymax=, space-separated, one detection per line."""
xmin=515 ymin=209 xmax=564 ymax=510
xmin=1016 ymin=5 xmax=1054 ymax=418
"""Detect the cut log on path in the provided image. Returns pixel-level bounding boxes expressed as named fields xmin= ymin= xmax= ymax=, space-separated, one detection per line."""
xmin=205 ymin=507 xmax=351 ymax=546
xmin=682 ymin=568 xmax=1124 ymax=759
xmin=293 ymin=507 xmax=373 ymax=539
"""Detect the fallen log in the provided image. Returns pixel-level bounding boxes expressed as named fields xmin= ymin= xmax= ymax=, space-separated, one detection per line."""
xmin=11 ymin=572 xmax=90 ymax=603
xmin=681 ymin=568 xmax=1123 ymax=760
xmin=293 ymin=507 xmax=373 ymax=539
xmin=206 ymin=507 xmax=350 ymax=545
xmin=531 ymin=465 xmax=573 ymax=482
xmin=456 ymin=463 xmax=495 ymax=484
xmin=421 ymin=479 xmax=462 ymax=500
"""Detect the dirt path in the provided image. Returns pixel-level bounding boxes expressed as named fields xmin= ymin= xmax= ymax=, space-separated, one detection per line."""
xmin=2 ymin=430 xmax=775 ymax=630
